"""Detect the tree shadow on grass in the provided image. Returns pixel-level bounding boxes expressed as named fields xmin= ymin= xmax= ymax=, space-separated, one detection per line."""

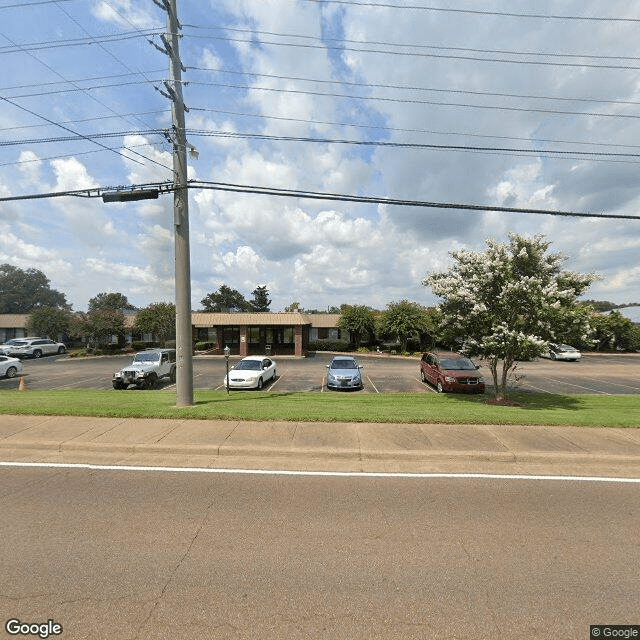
xmin=449 ymin=390 xmax=583 ymax=411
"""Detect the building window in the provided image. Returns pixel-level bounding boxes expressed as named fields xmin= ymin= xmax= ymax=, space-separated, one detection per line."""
xmin=249 ymin=327 xmax=261 ymax=344
xmin=223 ymin=327 xmax=240 ymax=345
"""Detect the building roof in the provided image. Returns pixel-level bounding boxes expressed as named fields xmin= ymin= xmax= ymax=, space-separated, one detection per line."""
xmin=0 ymin=312 xmax=342 ymax=330
xmin=0 ymin=314 xmax=30 ymax=328
xmin=305 ymin=313 xmax=341 ymax=328
xmin=191 ymin=312 xmax=312 ymax=327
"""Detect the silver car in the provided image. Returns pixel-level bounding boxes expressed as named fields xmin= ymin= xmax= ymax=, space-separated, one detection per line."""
xmin=545 ymin=343 xmax=581 ymax=361
xmin=326 ymin=356 xmax=363 ymax=390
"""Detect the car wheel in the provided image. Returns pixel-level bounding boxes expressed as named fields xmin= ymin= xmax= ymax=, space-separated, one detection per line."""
xmin=5 ymin=366 xmax=17 ymax=378
xmin=33 ymin=350 xmax=42 ymax=358
xmin=272 ymin=369 xmax=277 ymax=381
xmin=420 ymin=370 xmax=426 ymax=382
xmin=436 ymin=380 xmax=444 ymax=393
xmin=145 ymin=374 xmax=158 ymax=390
xmin=57 ymin=346 xmax=66 ymax=354
xmin=550 ymin=353 xmax=557 ymax=360
xmin=257 ymin=377 xmax=264 ymax=390
xmin=112 ymin=381 xmax=125 ymax=390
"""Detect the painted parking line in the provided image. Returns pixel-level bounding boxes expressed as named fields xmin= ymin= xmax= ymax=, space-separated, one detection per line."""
xmin=417 ymin=377 xmax=437 ymax=393
xmin=49 ymin=376 xmax=112 ymax=390
xmin=579 ymin=375 xmax=640 ymax=393
xmin=366 ymin=376 xmax=380 ymax=393
xmin=534 ymin=375 xmax=611 ymax=395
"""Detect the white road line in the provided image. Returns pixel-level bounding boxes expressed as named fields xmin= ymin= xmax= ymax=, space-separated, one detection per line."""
xmin=366 ymin=376 xmax=380 ymax=393
xmin=1 ymin=461 xmax=639 ymax=483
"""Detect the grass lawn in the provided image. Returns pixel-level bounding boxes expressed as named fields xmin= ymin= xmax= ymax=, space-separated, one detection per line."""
xmin=0 ymin=389 xmax=639 ymax=427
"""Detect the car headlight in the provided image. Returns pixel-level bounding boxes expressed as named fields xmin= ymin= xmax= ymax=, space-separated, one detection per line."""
xmin=478 ymin=377 xmax=484 ymax=383
xmin=444 ymin=376 xmax=456 ymax=383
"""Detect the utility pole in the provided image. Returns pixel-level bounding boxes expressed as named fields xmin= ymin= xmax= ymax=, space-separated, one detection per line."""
xmin=153 ymin=0 xmax=194 ymax=406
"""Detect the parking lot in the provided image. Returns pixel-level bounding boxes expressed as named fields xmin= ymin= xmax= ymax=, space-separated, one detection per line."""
xmin=0 ymin=351 xmax=639 ymax=395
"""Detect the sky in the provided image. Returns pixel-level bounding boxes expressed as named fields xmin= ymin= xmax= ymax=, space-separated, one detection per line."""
xmin=1 ymin=0 xmax=640 ymax=313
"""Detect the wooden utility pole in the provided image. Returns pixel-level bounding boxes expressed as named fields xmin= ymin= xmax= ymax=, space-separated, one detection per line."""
xmin=153 ymin=0 xmax=194 ymax=406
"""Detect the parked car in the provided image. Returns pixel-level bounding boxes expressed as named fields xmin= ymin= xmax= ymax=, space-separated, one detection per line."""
xmin=112 ymin=348 xmax=176 ymax=390
xmin=0 ymin=339 xmax=24 ymax=355
xmin=543 ymin=343 xmax=581 ymax=361
xmin=4 ymin=337 xmax=66 ymax=358
xmin=326 ymin=355 xmax=363 ymax=390
xmin=223 ymin=356 xmax=277 ymax=390
xmin=420 ymin=351 xmax=485 ymax=394
xmin=0 ymin=355 xmax=23 ymax=378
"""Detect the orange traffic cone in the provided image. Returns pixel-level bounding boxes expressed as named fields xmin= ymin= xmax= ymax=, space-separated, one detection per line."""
xmin=17 ymin=377 xmax=26 ymax=392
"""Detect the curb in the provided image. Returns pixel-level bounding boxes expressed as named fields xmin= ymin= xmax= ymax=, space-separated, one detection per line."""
xmin=3 ymin=440 xmax=640 ymax=469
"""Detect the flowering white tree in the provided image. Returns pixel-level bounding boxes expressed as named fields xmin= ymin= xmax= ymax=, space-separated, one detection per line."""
xmin=423 ymin=234 xmax=598 ymax=401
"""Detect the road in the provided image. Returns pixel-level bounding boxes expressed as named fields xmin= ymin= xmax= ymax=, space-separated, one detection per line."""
xmin=1 ymin=352 xmax=639 ymax=395
xmin=1 ymin=466 xmax=638 ymax=640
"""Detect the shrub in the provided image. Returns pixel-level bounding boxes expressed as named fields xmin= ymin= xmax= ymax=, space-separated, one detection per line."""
xmin=195 ymin=341 xmax=216 ymax=351
xmin=309 ymin=339 xmax=350 ymax=352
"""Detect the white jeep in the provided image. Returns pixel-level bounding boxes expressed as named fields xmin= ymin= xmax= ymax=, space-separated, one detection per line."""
xmin=112 ymin=348 xmax=176 ymax=390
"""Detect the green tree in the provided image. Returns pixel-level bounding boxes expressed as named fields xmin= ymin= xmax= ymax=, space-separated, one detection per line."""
xmin=249 ymin=285 xmax=271 ymax=312
xmin=377 ymin=300 xmax=431 ymax=352
xmin=200 ymin=285 xmax=249 ymax=312
xmin=284 ymin=301 xmax=302 ymax=312
xmin=88 ymin=292 xmax=135 ymax=314
xmin=134 ymin=302 xmax=176 ymax=346
xmin=424 ymin=233 xmax=598 ymax=401
xmin=27 ymin=307 xmax=72 ymax=340
xmin=0 ymin=263 xmax=70 ymax=313
xmin=338 ymin=305 xmax=376 ymax=347
xmin=590 ymin=310 xmax=640 ymax=352
xmin=70 ymin=309 xmax=126 ymax=348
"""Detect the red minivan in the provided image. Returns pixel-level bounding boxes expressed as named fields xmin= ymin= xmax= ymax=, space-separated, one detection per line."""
xmin=420 ymin=351 xmax=485 ymax=394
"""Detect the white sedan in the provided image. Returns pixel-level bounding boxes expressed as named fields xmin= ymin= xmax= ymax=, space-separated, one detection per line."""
xmin=223 ymin=356 xmax=277 ymax=390
xmin=0 ymin=355 xmax=23 ymax=378
xmin=545 ymin=343 xmax=581 ymax=361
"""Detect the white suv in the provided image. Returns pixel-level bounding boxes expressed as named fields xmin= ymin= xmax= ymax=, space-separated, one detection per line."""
xmin=112 ymin=348 xmax=177 ymax=390
xmin=4 ymin=337 xmax=66 ymax=358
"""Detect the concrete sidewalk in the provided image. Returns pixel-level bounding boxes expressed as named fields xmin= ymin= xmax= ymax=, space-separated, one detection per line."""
xmin=1 ymin=414 xmax=640 ymax=476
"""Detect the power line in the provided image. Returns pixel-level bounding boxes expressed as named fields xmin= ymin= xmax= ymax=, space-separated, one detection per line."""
xmin=185 ymin=130 xmax=640 ymax=163
xmin=185 ymin=32 xmax=640 ymax=71
xmin=0 ymin=29 xmax=161 ymax=55
xmin=188 ymin=181 xmax=640 ymax=219
xmin=0 ymin=31 xmax=172 ymax=171
xmin=189 ymin=66 xmax=640 ymax=109
xmin=186 ymin=25 xmax=640 ymax=64
xmin=296 ymin=1 xmax=640 ymax=23
xmin=191 ymin=106 xmax=640 ymax=152
xmin=6 ymin=128 xmax=640 ymax=163
xmin=2 ymin=179 xmax=640 ymax=221
xmin=0 ymin=0 xmax=72 ymax=7
xmin=189 ymin=80 xmax=640 ymax=121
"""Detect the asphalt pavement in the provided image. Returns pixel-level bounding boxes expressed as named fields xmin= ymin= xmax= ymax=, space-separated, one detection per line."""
xmin=1 ymin=413 xmax=640 ymax=477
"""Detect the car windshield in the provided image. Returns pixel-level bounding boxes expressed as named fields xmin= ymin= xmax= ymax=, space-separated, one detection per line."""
xmin=133 ymin=353 xmax=161 ymax=363
xmin=556 ymin=345 xmax=575 ymax=351
xmin=330 ymin=359 xmax=357 ymax=369
xmin=439 ymin=357 xmax=476 ymax=370
xmin=3 ymin=339 xmax=21 ymax=346
xmin=234 ymin=360 xmax=262 ymax=371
